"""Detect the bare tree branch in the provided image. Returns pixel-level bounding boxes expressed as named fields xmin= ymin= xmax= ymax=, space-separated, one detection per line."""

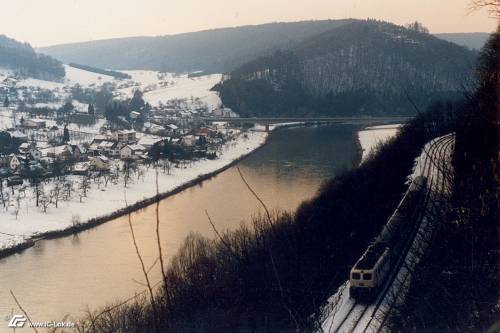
xmin=468 ymin=0 xmax=500 ymax=18
xmin=10 ymin=290 xmax=39 ymax=333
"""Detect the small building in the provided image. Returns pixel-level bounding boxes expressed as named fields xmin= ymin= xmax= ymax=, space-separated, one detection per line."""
xmin=7 ymin=130 xmax=28 ymax=142
xmin=89 ymin=156 xmax=110 ymax=171
xmin=212 ymin=122 xmax=228 ymax=130
xmin=182 ymin=135 xmax=196 ymax=147
xmin=195 ymin=127 xmax=209 ymax=137
xmin=100 ymin=141 xmax=122 ymax=157
xmin=130 ymin=111 xmax=141 ymax=120
xmin=30 ymin=148 xmax=42 ymax=161
xmin=138 ymin=136 xmax=163 ymax=150
xmin=120 ymin=144 xmax=146 ymax=160
xmin=23 ymin=119 xmax=46 ymax=129
xmin=8 ymin=154 xmax=21 ymax=171
xmin=114 ymin=130 xmax=137 ymax=143
xmin=143 ymin=122 xmax=165 ymax=135
xmin=41 ymin=145 xmax=74 ymax=161
xmin=73 ymin=162 xmax=90 ymax=175
xmin=18 ymin=142 xmax=35 ymax=155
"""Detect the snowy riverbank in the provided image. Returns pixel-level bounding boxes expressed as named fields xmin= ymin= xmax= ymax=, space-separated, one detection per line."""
xmin=0 ymin=130 xmax=268 ymax=256
xmin=357 ymin=124 xmax=402 ymax=161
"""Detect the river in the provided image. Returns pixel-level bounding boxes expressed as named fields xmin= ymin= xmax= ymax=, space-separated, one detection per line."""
xmin=0 ymin=124 xmax=359 ymax=326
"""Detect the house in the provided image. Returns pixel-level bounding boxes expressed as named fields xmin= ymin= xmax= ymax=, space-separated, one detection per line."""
xmin=114 ymin=130 xmax=137 ymax=143
xmin=89 ymin=156 xmax=110 ymax=171
xmin=166 ymin=124 xmax=179 ymax=135
xmin=41 ymin=145 xmax=74 ymax=161
xmin=130 ymin=111 xmax=141 ymax=120
xmin=195 ymin=127 xmax=209 ymax=137
xmin=29 ymin=148 xmax=42 ymax=161
xmin=8 ymin=154 xmax=21 ymax=171
xmin=70 ymin=145 xmax=84 ymax=161
xmin=88 ymin=139 xmax=121 ymax=157
xmin=18 ymin=142 xmax=35 ymax=155
xmin=182 ymin=135 xmax=196 ymax=147
xmin=23 ymin=119 xmax=46 ymax=129
xmin=212 ymin=107 xmax=237 ymax=118
xmin=99 ymin=141 xmax=122 ymax=157
xmin=7 ymin=130 xmax=28 ymax=142
xmin=73 ymin=162 xmax=90 ymax=175
xmin=120 ymin=144 xmax=146 ymax=160
xmin=138 ymin=136 xmax=163 ymax=150
xmin=212 ymin=122 xmax=228 ymax=130
xmin=143 ymin=122 xmax=165 ymax=135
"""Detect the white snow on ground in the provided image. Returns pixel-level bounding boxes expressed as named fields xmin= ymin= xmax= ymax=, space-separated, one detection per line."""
xmin=0 ymin=108 xmax=15 ymax=130
xmin=63 ymin=64 xmax=115 ymax=87
xmin=320 ymin=134 xmax=454 ymax=333
xmin=119 ymin=71 xmax=223 ymax=110
xmin=0 ymin=131 xmax=267 ymax=252
xmin=358 ymin=124 xmax=401 ymax=161
xmin=2 ymin=65 xmax=225 ymax=114
xmin=17 ymin=77 xmax=65 ymax=90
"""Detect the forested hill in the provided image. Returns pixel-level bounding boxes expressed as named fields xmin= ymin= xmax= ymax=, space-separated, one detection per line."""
xmin=214 ymin=20 xmax=478 ymax=117
xmin=0 ymin=35 xmax=65 ymax=80
xmin=38 ymin=20 xmax=355 ymax=73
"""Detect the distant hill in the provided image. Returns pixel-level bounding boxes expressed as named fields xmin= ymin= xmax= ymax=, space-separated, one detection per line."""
xmin=435 ymin=32 xmax=490 ymax=50
xmin=214 ymin=20 xmax=478 ymax=117
xmin=0 ymin=35 xmax=65 ymax=80
xmin=38 ymin=20 xmax=356 ymax=73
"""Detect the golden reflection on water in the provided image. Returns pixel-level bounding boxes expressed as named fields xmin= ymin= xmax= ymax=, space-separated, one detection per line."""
xmin=0 ymin=125 xmax=357 ymax=323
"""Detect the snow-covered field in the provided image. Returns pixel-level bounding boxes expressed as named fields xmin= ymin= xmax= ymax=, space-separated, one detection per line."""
xmin=358 ymin=124 xmax=401 ymax=161
xmin=1 ymin=65 xmax=224 ymax=114
xmin=0 ymin=131 xmax=267 ymax=252
xmin=120 ymin=71 xmax=222 ymax=111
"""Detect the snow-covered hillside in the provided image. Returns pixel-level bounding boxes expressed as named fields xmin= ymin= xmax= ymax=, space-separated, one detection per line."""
xmin=1 ymin=65 xmax=224 ymax=113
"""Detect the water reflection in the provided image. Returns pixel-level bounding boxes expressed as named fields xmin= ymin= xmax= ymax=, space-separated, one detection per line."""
xmin=0 ymin=124 xmax=359 ymax=323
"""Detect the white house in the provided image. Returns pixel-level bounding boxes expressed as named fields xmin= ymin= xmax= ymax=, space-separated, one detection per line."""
xmin=23 ymin=119 xmax=46 ymax=129
xmin=89 ymin=155 xmax=110 ymax=171
xmin=114 ymin=130 xmax=137 ymax=143
xmin=120 ymin=144 xmax=146 ymax=160
xmin=7 ymin=130 xmax=28 ymax=142
xmin=8 ymin=154 xmax=21 ymax=171
xmin=182 ymin=135 xmax=196 ymax=147
xmin=73 ymin=162 xmax=90 ymax=175
xmin=138 ymin=136 xmax=163 ymax=150
xmin=130 ymin=111 xmax=141 ymax=120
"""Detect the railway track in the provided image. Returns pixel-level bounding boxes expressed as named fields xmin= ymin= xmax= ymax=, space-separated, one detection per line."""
xmin=326 ymin=134 xmax=455 ymax=333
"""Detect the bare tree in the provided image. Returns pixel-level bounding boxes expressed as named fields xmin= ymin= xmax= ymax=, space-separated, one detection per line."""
xmin=39 ymin=195 xmax=50 ymax=213
xmin=63 ymin=180 xmax=74 ymax=201
xmin=78 ymin=177 xmax=90 ymax=202
xmin=469 ymin=0 xmax=500 ymax=18
xmin=14 ymin=194 xmax=21 ymax=220
xmin=50 ymin=180 xmax=63 ymax=208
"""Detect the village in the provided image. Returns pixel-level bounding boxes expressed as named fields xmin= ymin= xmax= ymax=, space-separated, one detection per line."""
xmin=0 ymin=102 xmax=249 ymax=209
xmin=0 ymin=66 xmax=266 ymax=231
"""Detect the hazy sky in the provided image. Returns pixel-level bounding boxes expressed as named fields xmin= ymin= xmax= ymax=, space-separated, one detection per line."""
xmin=0 ymin=0 xmax=497 ymax=47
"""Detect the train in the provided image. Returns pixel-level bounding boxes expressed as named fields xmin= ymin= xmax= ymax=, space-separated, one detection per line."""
xmin=349 ymin=176 xmax=428 ymax=300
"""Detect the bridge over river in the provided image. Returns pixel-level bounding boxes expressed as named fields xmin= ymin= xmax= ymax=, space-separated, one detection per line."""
xmin=199 ymin=116 xmax=411 ymax=131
